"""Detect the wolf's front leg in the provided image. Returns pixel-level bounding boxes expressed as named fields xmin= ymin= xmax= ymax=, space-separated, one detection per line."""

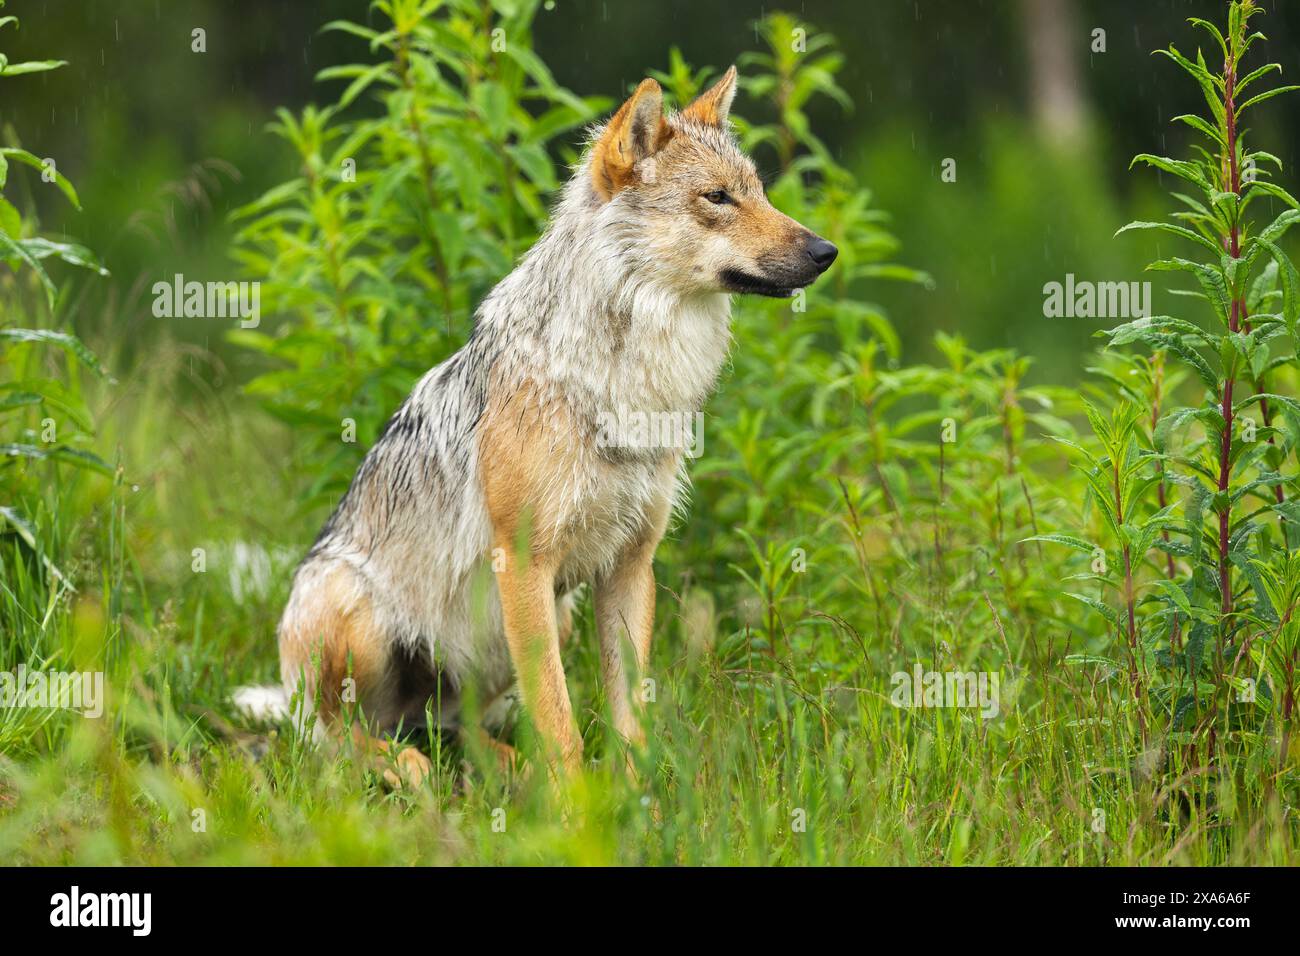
xmin=495 ymin=549 xmax=583 ymax=775
xmin=594 ymin=557 xmax=656 ymax=749
xmin=595 ymin=498 xmax=670 ymax=754
xmin=479 ymin=379 xmax=584 ymax=777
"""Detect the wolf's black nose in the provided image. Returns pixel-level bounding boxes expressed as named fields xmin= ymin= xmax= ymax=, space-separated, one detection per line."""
xmin=806 ymin=237 xmax=838 ymax=271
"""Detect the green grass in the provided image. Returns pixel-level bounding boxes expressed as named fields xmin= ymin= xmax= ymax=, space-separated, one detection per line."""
xmin=0 ymin=354 xmax=1296 ymax=867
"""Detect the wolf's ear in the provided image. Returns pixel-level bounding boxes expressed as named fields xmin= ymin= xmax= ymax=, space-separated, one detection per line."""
xmin=680 ymin=65 xmax=737 ymax=128
xmin=591 ymin=78 xmax=670 ymax=202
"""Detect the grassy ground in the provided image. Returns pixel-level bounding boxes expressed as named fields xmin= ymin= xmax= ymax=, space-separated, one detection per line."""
xmin=1 ymin=337 xmax=1296 ymax=867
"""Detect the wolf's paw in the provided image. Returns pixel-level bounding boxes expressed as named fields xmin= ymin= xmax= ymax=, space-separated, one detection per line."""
xmin=382 ymin=746 xmax=434 ymax=791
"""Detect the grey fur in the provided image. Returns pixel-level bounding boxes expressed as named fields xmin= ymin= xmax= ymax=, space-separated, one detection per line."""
xmin=242 ymin=103 xmax=831 ymax=738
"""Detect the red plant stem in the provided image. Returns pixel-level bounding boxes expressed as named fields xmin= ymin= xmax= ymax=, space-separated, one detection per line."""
xmin=1218 ymin=376 xmax=1235 ymax=617
xmin=1151 ymin=354 xmax=1181 ymax=650
xmin=1218 ymin=37 xmax=1243 ymax=620
xmin=1115 ymin=457 xmax=1143 ymax=715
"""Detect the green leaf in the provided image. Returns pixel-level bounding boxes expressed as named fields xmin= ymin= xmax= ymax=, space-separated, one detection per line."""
xmin=47 ymin=446 xmax=113 ymax=476
xmin=1154 ymin=406 xmax=1199 ymax=448
xmin=1154 ymin=47 xmax=1224 ymax=127
xmin=1187 ymin=18 xmax=1228 ymax=62
xmin=1147 ymin=257 xmax=1230 ymax=326
xmin=0 ymin=147 xmax=81 ymax=209
xmin=0 ymin=58 xmax=66 ymax=76
xmin=0 ymin=194 xmax=19 ymax=236
xmin=20 ymin=237 xmax=109 ymax=276
xmin=0 ymin=390 xmax=41 ymax=411
xmin=1101 ymin=315 xmax=1207 ymax=347
xmin=1255 ymin=209 xmax=1300 ymax=247
xmin=1246 ymin=180 xmax=1299 ymax=210
xmin=0 ymin=229 xmax=54 ymax=308
xmin=0 ymin=505 xmax=71 ymax=587
xmin=1236 ymin=85 xmax=1300 ymax=118
xmin=1230 ymin=550 xmax=1278 ymax=622
xmin=1163 ymin=336 xmax=1219 ymax=391
xmin=228 ymin=178 xmax=307 ymax=223
xmin=1170 ymin=113 xmax=1224 ymax=146
xmin=1153 ymin=578 xmax=1194 ymax=619
xmin=1115 ymin=219 xmax=1223 ymax=256
xmin=1256 ymin=238 xmax=1300 ymax=331
xmin=1063 ymin=592 xmax=1118 ymax=624
xmin=1 ymin=442 xmax=113 ymax=476
xmin=1129 ymin=152 xmax=1211 ymax=190
xmin=317 ymin=62 xmax=395 ymax=109
xmin=1236 ymin=62 xmax=1282 ymax=96
xmin=0 ymin=328 xmax=111 ymax=379
xmin=1063 ymin=654 xmax=1121 ymax=668
xmin=1237 ymin=392 xmax=1300 ymax=421
xmin=317 ymin=19 xmax=381 ymax=43
xmin=1020 ymin=532 xmax=1097 ymax=555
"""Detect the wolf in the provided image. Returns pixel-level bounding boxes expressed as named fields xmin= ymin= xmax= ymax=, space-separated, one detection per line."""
xmin=234 ymin=67 xmax=837 ymax=786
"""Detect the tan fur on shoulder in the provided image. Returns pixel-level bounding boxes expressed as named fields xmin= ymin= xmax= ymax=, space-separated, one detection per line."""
xmin=478 ymin=376 xmax=575 ymax=553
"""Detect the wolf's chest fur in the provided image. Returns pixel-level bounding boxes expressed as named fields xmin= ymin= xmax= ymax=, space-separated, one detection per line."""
xmin=481 ymin=280 xmax=732 ymax=589
xmin=531 ymin=293 xmax=730 ymax=582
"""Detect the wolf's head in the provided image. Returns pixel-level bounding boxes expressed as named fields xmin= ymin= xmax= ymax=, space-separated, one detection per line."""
xmin=586 ymin=67 xmax=837 ymax=298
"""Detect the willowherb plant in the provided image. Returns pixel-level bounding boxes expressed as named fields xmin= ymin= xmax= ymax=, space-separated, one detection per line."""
xmin=1049 ymin=0 xmax=1300 ymax=768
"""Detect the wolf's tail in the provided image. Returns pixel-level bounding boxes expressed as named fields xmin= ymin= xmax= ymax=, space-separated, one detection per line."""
xmin=231 ymin=684 xmax=291 ymax=723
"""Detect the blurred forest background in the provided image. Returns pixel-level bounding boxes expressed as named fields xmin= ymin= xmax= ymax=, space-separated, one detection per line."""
xmin=4 ymin=0 xmax=1299 ymax=382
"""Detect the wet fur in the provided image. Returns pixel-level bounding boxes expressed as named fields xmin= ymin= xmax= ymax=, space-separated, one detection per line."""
xmin=242 ymin=67 xmax=835 ymax=781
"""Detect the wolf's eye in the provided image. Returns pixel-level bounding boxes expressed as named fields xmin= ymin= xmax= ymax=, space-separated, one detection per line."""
xmin=703 ymin=189 xmax=733 ymax=206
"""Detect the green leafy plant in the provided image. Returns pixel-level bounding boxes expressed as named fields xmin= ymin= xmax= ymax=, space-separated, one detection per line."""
xmin=669 ymin=17 xmax=1088 ymax=750
xmin=1046 ymin=0 xmax=1300 ymax=771
xmin=229 ymin=0 xmax=602 ymax=511
xmin=1 ymin=4 xmax=111 ymax=582
xmin=0 ymin=4 xmax=115 ymax=752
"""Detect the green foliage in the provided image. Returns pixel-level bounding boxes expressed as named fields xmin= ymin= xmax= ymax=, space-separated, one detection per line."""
xmin=0 ymin=3 xmax=110 ymax=603
xmin=1054 ymin=0 xmax=1300 ymax=765
xmin=0 ymin=3 xmax=104 ymax=311
xmin=677 ymin=15 xmax=1084 ymax=724
xmin=228 ymin=0 xmax=604 ymax=512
